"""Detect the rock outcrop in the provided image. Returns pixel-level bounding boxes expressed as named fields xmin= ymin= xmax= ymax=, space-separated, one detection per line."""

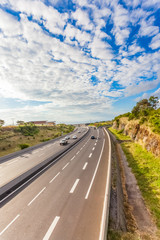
xmin=113 ymin=117 xmax=160 ymax=156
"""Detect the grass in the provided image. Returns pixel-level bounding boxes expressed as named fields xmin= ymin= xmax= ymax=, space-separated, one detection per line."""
xmin=109 ymin=127 xmax=160 ymax=230
xmin=108 ymin=230 xmax=141 ymax=240
xmin=0 ymin=125 xmax=75 ymax=157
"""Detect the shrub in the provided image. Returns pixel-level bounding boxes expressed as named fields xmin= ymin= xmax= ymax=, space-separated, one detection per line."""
xmin=19 ymin=143 xmax=30 ymax=149
xmin=139 ymin=117 xmax=147 ymax=125
xmin=40 ymin=138 xmax=51 ymax=142
xmin=17 ymin=125 xmax=39 ymax=136
xmin=118 ymin=129 xmax=124 ymax=134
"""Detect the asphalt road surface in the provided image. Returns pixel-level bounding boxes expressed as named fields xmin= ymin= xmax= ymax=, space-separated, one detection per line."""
xmin=0 ymin=127 xmax=110 ymax=240
xmin=0 ymin=128 xmax=87 ymax=187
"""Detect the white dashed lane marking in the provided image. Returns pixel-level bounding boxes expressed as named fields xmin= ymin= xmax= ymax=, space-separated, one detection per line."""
xmin=49 ymin=172 xmax=60 ymax=183
xmin=62 ymin=162 xmax=69 ymax=170
xmin=0 ymin=214 xmax=20 ymax=236
xmin=70 ymin=179 xmax=80 ymax=193
xmin=82 ymin=162 xmax=88 ymax=170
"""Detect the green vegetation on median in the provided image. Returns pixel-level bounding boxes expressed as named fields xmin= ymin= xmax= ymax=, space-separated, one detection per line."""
xmin=109 ymin=127 xmax=160 ymax=229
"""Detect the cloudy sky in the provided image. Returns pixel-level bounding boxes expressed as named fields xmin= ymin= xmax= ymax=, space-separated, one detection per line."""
xmin=0 ymin=0 xmax=160 ymax=125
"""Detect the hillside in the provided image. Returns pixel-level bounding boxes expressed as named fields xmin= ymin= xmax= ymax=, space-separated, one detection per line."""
xmin=112 ymin=96 xmax=160 ymax=156
xmin=0 ymin=124 xmax=75 ymax=157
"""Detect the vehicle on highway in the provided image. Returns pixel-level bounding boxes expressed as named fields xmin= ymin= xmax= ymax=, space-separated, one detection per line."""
xmin=64 ymin=136 xmax=70 ymax=140
xmin=91 ymin=135 xmax=96 ymax=139
xmin=72 ymin=135 xmax=77 ymax=139
xmin=78 ymin=131 xmax=81 ymax=133
xmin=60 ymin=139 xmax=68 ymax=145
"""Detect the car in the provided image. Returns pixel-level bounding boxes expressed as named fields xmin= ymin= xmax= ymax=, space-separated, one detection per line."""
xmin=72 ymin=135 xmax=77 ymax=139
xmin=60 ymin=139 xmax=68 ymax=145
xmin=91 ymin=135 xmax=95 ymax=139
xmin=78 ymin=131 xmax=81 ymax=133
xmin=64 ymin=136 xmax=70 ymax=140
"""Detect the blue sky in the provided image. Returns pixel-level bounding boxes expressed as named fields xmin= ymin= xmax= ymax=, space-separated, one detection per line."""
xmin=0 ymin=0 xmax=160 ymax=125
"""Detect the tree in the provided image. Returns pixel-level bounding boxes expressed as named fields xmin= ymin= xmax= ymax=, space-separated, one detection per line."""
xmin=0 ymin=119 xmax=4 ymax=126
xmin=131 ymin=99 xmax=150 ymax=118
xmin=149 ymin=96 xmax=159 ymax=109
xmin=17 ymin=120 xmax=25 ymax=126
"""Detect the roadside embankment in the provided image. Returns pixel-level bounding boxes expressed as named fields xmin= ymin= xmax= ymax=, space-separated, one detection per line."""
xmin=108 ymin=127 xmax=160 ymax=240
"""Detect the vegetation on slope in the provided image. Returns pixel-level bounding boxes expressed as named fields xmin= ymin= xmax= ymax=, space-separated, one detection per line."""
xmin=0 ymin=124 xmax=75 ymax=157
xmin=89 ymin=120 xmax=113 ymax=128
xmin=114 ymin=96 xmax=160 ymax=133
xmin=109 ymin=127 xmax=160 ymax=231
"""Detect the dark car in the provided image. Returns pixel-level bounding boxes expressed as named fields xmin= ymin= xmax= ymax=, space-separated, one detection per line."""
xmin=60 ymin=139 xmax=68 ymax=145
xmin=91 ymin=135 xmax=95 ymax=139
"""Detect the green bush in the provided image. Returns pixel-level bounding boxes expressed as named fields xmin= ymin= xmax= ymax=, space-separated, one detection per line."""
xmin=149 ymin=112 xmax=160 ymax=133
xmin=17 ymin=125 xmax=39 ymax=136
xmin=40 ymin=138 xmax=51 ymax=142
xmin=118 ymin=129 xmax=124 ymax=134
xmin=19 ymin=143 xmax=30 ymax=149
xmin=139 ymin=117 xmax=147 ymax=125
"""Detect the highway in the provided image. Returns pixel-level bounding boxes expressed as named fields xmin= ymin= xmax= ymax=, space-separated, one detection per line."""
xmin=0 ymin=127 xmax=111 ymax=240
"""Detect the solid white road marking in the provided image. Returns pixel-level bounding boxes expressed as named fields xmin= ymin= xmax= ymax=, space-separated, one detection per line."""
xmin=43 ymin=216 xmax=60 ymax=240
xmin=49 ymin=172 xmax=60 ymax=183
xmin=92 ymin=147 xmax=95 ymax=151
xmin=28 ymin=187 xmax=46 ymax=206
xmin=70 ymin=179 xmax=79 ymax=193
xmin=89 ymin=153 xmax=92 ymax=158
xmin=99 ymin=128 xmax=111 ymax=240
xmin=82 ymin=162 xmax=88 ymax=170
xmin=62 ymin=162 xmax=69 ymax=170
xmin=0 ymin=214 xmax=20 ymax=236
xmin=85 ymin=139 xmax=105 ymax=199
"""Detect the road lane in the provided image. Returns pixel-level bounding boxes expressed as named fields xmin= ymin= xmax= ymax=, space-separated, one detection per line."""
xmin=0 ymin=127 xmax=110 ymax=240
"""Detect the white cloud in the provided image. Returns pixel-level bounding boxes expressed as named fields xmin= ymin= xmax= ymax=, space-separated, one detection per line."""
xmin=125 ymin=78 xmax=159 ymax=97
xmin=130 ymin=8 xmax=150 ymax=25
xmin=64 ymin=23 xmax=91 ymax=46
xmin=138 ymin=16 xmax=159 ymax=37
xmin=142 ymin=0 xmax=160 ymax=9
xmin=111 ymin=3 xmax=130 ymax=45
xmin=88 ymin=37 xmax=113 ymax=60
xmin=123 ymin=0 xmax=140 ymax=8
xmin=0 ymin=0 xmax=159 ymax=124
xmin=128 ymin=42 xmax=144 ymax=55
xmin=72 ymin=8 xmax=94 ymax=31
xmin=0 ymin=9 xmax=21 ymax=36
xmin=149 ymin=33 xmax=160 ymax=50
xmin=4 ymin=0 xmax=68 ymax=35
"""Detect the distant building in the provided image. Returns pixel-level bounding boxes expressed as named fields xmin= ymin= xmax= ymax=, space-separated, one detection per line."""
xmin=28 ymin=121 xmax=56 ymax=126
xmin=47 ymin=121 xmax=56 ymax=126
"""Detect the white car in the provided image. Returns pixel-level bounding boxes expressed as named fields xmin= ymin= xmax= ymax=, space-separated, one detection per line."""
xmin=72 ymin=135 xmax=77 ymax=139
xmin=65 ymin=136 xmax=70 ymax=140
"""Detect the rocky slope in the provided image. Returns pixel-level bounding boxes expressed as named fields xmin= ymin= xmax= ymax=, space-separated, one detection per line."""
xmin=112 ymin=117 xmax=160 ymax=156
